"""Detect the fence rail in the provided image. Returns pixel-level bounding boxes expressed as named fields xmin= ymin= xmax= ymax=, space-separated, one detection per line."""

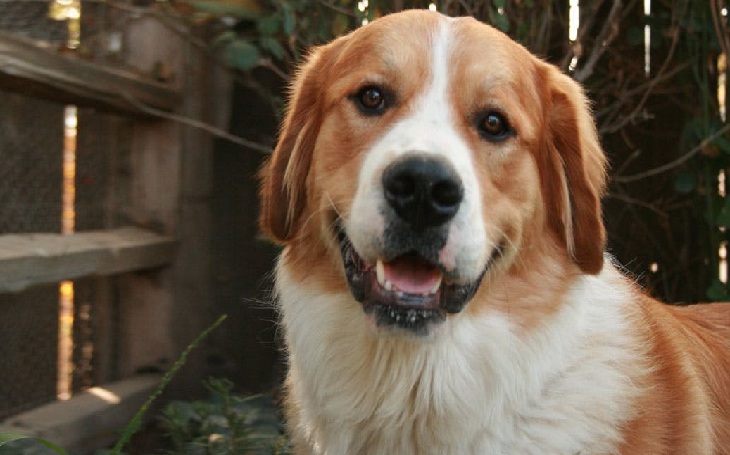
xmin=0 ymin=30 xmax=181 ymax=115
xmin=0 ymin=228 xmax=176 ymax=293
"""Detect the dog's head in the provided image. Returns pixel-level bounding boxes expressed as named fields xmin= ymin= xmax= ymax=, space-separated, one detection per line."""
xmin=260 ymin=10 xmax=606 ymax=336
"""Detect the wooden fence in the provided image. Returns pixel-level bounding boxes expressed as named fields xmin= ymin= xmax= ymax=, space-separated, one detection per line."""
xmin=0 ymin=4 xmax=232 ymax=451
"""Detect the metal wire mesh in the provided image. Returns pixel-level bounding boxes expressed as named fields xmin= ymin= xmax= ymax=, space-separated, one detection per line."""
xmin=0 ymin=29 xmax=132 ymax=417
xmin=0 ymin=90 xmax=63 ymax=420
xmin=0 ymin=1 xmax=130 ymax=65
xmin=73 ymin=109 xmax=132 ymax=391
xmin=0 ymin=285 xmax=59 ymax=420
xmin=76 ymin=108 xmax=132 ymax=231
xmin=0 ymin=90 xmax=64 ymax=233
xmin=0 ymin=101 xmax=133 ymax=417
xmin=0 ymin=1 xmax=69 ymax=44
xmin=72 ymin=280 xmax=96 ymax=392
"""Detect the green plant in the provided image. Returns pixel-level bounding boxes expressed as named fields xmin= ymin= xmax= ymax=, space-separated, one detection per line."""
xmin=160 ymin=378 xmax=289 ymax=455
xmin=0 ymin=434 xmax=67 ymax=455
xmin=0 ymin=314 xmax=228 ymax=455
xmin=110 ymin=315 xmax=228 ymax=455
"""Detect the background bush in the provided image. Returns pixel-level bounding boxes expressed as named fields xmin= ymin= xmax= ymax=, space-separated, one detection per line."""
xmin=166 ymin=0 xmax=730 ymax=302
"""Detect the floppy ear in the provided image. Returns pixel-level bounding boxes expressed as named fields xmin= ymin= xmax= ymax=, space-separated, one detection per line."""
xmin=539 ymin=67 xmax=607 ymax=274
xmin=259 ymin=48 xmax=329 ymax=242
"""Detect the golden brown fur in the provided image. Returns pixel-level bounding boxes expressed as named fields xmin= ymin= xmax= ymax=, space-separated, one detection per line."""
xmin=260 ymin=10 xmax=730 ymax=454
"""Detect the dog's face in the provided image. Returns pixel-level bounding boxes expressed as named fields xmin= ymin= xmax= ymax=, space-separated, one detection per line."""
xmin=260 ymin=11 xmax=607 ymax=336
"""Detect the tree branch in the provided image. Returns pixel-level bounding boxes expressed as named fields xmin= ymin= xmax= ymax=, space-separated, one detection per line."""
xmin=572 ymin=0 xmax=623 ymax=83
xmin=122 ymin=92 xmax=273 ymax=154
xmin=613 ymin=122 xmax=730 ymax=183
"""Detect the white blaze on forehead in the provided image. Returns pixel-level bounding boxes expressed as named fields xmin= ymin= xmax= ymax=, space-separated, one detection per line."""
xmin=376 ymin=18 xmax=465 ymax=160
xmin=347 ymin=18 xmax=489 ymax=279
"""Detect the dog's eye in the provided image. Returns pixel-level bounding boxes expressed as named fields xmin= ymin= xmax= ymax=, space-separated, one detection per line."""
xmin=478 ymin=112 xmax=512 ymax=141
xmin=354 ymin=86 xmax=387 ymax=114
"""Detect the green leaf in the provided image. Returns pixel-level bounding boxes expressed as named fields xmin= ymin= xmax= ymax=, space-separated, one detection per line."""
xmin=109 ymin=315 xmax=227 ymax=455
xmin=488 ymin=8 xmax=509 ymax=32
xmin=516 ymin=22 xmax=528 ymax=41
xmin=163 ymin=401 xmax=201 ymax=426
xmin=681 ymin=118 xmax=706 ymax=149
xmin=188 ymin=0 xmax=263 ymax=19
xmin=674 ymin=172 xmax=696 ymax=194
xmin=626 ymin=26 xmax=643 ymax=46
xmin=0 ymin=433 xmax=68 ymax=454
xmin=224 ymin=39 xmax=261 ymax=70
xmin=282 ymin=6 xmax=295 ymax=35
xmin=261 ymin=37 xmax=286 ymax=59
xmin=716 ymin=208 xmax=730 ymax=227
xmin=257 ymin=14 xmax=281 ymax=36
xmin=0 ymin=434 xmax=24 ymax=446
xmin=713 ymin=135 xmax=730 ymax=154
xmin=495 ymin=14 xmax=510 ymax=32
xmin=211 ymin=30 xmax=237 ymax=48
xmin=717 ymin=210 xmax=730 ymax=227
xmin=331 ymin=13 xmax=350 ymax=37
xmin=492 ymin=0 xmax=506 ymax=8
xmin=707 ymin=279 xmax=729 ymax=301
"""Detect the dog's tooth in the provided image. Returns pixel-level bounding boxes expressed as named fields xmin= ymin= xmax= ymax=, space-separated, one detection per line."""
xmin=376 ymin=260 xmax=385 ymax=286
xmin=384 ymin=280 xmax=393 ymax=291
xmin=408 ymin=310 xmax=417 ymax=323
xmin=430 ymin=275 xmax=443 ymax=294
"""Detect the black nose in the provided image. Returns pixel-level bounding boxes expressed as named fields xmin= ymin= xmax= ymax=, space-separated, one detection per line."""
xmin=382 ymin=156 xmax=464 ymax=231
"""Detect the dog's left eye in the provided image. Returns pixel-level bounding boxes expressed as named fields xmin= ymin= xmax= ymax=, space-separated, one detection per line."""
xmin=478 ymin=112 xmax=512 ymax=141
xmin=353 ymin=86 xmax=387 ymax=115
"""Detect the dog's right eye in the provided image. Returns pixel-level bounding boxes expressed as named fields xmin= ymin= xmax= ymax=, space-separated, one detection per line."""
xmin=352 ymin=86 xmax=387 ymax=115
xmin=476 ymin=111 xmax=513 ymax=142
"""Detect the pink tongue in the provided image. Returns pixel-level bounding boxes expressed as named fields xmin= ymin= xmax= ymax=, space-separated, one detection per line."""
xmin=383 ymin=255 xmax=442 ymax=294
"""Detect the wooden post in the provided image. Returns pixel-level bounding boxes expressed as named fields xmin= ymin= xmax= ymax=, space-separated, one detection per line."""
xmin=116 ymin=17 xmax=183 ymax=379
xmin=169 ymin=36 xmax=233 ymax=394
xmin=116 ymin=17 xmax=228 ymax=394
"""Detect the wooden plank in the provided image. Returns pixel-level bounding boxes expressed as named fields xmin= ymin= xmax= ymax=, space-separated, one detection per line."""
xmin=0 ymin=31 xmax=180 ymax=115
xmin=0 ymin=228 xmax=176 ymax=293
xmin=0 ymin=375 xmax=161 ymax=452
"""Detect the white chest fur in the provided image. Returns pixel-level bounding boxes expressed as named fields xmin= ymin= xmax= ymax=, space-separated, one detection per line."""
xmin=277 ymin=261 xmax=645 ymax=455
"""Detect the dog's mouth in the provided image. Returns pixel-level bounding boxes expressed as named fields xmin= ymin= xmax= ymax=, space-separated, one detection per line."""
xmin=337 ymin=225 xmax=493 ymax=335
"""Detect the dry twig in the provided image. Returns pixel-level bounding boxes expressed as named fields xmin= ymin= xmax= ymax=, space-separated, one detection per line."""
xmin=122 ymin=92 xmax=273 ymax=154
xmin=613 ymin=122 xmax=730 ymax=183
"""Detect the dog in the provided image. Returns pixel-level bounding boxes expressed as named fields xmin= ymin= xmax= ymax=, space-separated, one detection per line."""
xmin=259 ymin=10 xmax=730 ymax=454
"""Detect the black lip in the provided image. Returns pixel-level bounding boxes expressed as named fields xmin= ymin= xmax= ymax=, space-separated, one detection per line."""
xmin=365 ymin=305 xmax=445 ymax=336
xmin=336 ymin=224 xmax=493 ymax=333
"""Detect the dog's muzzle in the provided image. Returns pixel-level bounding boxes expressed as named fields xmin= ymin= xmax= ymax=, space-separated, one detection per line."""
xmin=337 ymin=156 xmax=495 ymax=335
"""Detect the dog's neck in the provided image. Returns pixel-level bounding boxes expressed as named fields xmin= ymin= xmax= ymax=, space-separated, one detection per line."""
xmin=276 ymin=254 xmax=647 ymax=454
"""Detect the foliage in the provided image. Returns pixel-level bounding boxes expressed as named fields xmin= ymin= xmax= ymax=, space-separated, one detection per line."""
xmin=108 ymin=315 xmax=229 ymax=455
xmin=0 ymin=434 xmax=67 ymax=455
xmin=0 ymin=315 xmax=228 ymax=455
xmin=155 ymin=0 xmax=730 ymax=303
xmin=159 ymin=378 xmax=289 ymax=455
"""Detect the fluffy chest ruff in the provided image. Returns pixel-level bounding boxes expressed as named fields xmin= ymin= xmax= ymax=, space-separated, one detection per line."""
xmin=277 ymin=262 xmax=645 ymax=455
